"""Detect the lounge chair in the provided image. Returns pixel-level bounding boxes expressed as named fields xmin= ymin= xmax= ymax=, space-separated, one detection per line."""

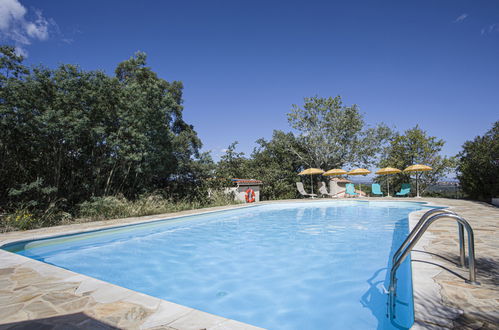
xmin=318 ymin=182 xmax=338 ymax=198
xmin=395 ymin=183 xmax=411 ymax=196
xmin=296 ymin=182 xmax=317 ymax=198
xmin=371 ymin=183 xmax=383 ymax=197
xmin=345 ymin=183 xmax=358 ymax=197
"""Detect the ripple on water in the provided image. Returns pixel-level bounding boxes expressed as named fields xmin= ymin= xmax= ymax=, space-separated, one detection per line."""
xmin=18 ymin=201 xmax=422 ymax=330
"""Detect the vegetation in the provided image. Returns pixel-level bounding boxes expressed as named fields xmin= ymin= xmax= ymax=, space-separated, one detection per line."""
xmin=0 ymin=46 xmax=216 ymax=230
xmin=1 ymin=43 xmax=492 ymax=231
xmin=249 ymin=131 xmax=304 ymax=200
xmin=1 ymin=192 xmax=237 ymax=233
xmin=287 ymin=96 xmax=392 ymax=169
xmin=377 ymin=126 xmax=456 ymax=195
xmin=215 ymin=97 xmax=394 ymax=200
xmin=457 ymin=121 xmax=499 ymax=200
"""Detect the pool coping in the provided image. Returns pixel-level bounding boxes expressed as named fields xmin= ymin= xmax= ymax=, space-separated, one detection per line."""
xmin=0 ymin=203 xmax=266 ymax=329
xmin=405 ymin=202 xmax=463 ymax=329
xmin=0 ymin=199 xmax=454 ymax=329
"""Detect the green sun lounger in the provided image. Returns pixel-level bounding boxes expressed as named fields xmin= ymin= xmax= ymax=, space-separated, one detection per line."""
xmin=395 ymin=183 xmax=411 ymax=196
xmin=345 ymin=183 xmax=358 ymax=197
xmin=371 ymin=183 xmax=383 ymax=196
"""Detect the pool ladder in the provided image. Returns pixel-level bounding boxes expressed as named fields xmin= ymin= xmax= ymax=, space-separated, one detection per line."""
xmin=388 ymin=208 xmax=480 ymax=320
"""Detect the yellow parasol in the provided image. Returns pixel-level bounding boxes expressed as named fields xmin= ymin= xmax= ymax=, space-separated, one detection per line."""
xmin=347 ymin=168 xmax=371 ymax=196
xmin=298 ymin=168 xmax=325 ymax=196
xmin=403 ymin=164 xmax=432 ymax=198
xmin=375 ymin=167 xmax=402 ymax=197
xmin=323 ymin=168 xmax=348 ymax=176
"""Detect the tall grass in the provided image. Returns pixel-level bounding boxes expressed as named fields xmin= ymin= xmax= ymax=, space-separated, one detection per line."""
xmin=78 ymin=191 xmax=238 ymax=221
xmin=0 ymin=190 xmax=239 ymax=232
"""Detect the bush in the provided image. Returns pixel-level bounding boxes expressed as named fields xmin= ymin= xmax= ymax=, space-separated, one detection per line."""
xmin=2 ymin=209 xmax=38 ymax=231
xmin=78 ymin=191 xmax=239 ymax=222
xmin=208 ymin=189 xmax=237 ymax=206
xmin=0 ymin=188 xmax=240 ymax=232
xmin=0 ymin=203 xmax=71 ymax=232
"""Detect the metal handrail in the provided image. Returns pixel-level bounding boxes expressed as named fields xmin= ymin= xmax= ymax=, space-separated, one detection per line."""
xmin=388 ymin=212 xmax=480 ymax=319
xmin=392 ymin=209 xmax=466 ymax=268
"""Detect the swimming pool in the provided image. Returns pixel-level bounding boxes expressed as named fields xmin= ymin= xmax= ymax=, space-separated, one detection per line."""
xmin=3 ymin=201 xmax=429 ymax=329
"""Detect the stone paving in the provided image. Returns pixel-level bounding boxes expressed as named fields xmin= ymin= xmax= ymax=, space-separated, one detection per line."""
xmin=0 ymin=251 xmax=261 ymax=330
xmin=408 ymin=199 xmax=499 ymax=329
xmin=0 ymin=198 xmax=498 ymax=329
xmin=0 ymin=204 xmax=261 ymax=330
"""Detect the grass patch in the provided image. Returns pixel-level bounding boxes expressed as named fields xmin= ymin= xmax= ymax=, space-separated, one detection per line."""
xmin=0 ymin=190 xmax=239 ymax=232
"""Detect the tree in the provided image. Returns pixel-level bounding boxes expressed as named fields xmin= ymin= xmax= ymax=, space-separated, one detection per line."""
xmin=215 ymin=141 xmax=249 ymax=180
xmin=249 ymin=130 xmax=305 ymax=200
xmin=0 ymin=47 xmax=204 ymax=215
xmin=111 ymin=52 xmax=203 ymax=197
xmin=457 ymin=121 xmax=499 ymax=200
xmin=287 ymin=95 xmax=392 ymax=170
xmin=378 ymin=126 xmax=456 ymax=195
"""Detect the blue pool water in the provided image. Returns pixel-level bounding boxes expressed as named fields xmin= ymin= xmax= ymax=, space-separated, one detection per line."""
xmin=3 ymin=201 xmax=429 ymax=329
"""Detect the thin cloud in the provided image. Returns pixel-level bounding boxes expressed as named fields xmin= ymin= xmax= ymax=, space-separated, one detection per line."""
xmin=481 ymin=23 xmax=499 ymax=36
xmin=0 ymin=0 xmax=53 ymax=56
xmin=454 ymin=13 xmax=468 ymax=23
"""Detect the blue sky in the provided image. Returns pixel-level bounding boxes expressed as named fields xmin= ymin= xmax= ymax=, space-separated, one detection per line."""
xmin=1 ymin=0 xmax=498 ymax=163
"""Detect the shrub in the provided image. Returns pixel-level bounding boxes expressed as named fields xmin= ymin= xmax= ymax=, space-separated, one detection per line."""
xmin=3 ymin=209 xmax=38 ymax=231
xmin=1 ymin=190 xmax=240 ymax=232
xmin=0 ymin=204 xmax=71 ymax=231
xmin=78 ymin=191 xmax=239 ymax=222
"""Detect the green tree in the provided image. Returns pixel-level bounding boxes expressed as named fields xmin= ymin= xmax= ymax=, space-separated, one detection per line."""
xmin=111 ymin=51 xmax=203 ymax=197
xmin=378 ymin=126 xmax=456 ymax=195
xmin=457 ymin=121 xmax=499 ymax=200
xmin=0 ymin=47 xmax=205 ymax=216
xmin=0 ymin=46 xmax=31 ymax=207
xmin=287 ymin=95 xmax=392 ymax=169
xmin=215 ymin=141 xmax=249 ymax=180
xmin=249 ymin=130 xmax=305 ymax=200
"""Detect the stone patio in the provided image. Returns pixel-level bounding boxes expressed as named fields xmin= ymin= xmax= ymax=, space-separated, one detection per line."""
xmin=0 ymin=198 xmax=498 ymax=329
xmin=407 ymin=198 xmax=499 ymax=329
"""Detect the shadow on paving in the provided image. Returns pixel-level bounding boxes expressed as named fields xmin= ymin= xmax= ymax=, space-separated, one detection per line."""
xmin=435 ymin=251 xmax=499 ymax=286
xmin=417 ymin=251 xmax=499 ymax=328
xmin=0 ymin=313 xmax=119 ymax=330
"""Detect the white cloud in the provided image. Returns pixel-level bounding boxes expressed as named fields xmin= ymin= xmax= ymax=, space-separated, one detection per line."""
xmin=0 ymin=0 xmax=25 ymax=29
xmin=0 ymin=0 xmax=52 ymax=56
xmin=454 ymin=13 xmax=468 ymax=23
xmin=481 ymin=23 xmax=499 ymax=36
xmin=25 ymin=10 xmax=49 ymax=40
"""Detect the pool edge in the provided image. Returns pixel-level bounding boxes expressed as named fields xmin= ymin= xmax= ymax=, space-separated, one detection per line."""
xmin=0 ymin=199 xmax=458 ymax=329
xmin=0 ymin=249 xmax=263 ymax=329
xmin=0 ymin=203 xmax=265 ymax=329
xmin=408 ymin=201 xmax=464 ymax=329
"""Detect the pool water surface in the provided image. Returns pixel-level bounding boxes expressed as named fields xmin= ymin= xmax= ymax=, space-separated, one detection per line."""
xmin=3 ymin=201 xmax=428 ymax=329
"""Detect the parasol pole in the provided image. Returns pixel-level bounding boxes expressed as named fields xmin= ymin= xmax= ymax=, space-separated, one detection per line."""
xmin=310 ymin=174 xmax=314 ymax=196
xmin=416 ymin=172 xmax=420 ymax=198
xmin=387 ymin=174 xmax=390 ymax=197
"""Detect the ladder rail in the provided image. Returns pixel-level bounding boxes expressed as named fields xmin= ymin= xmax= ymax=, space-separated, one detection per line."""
xmin=392 ymin=209 xmax=466 ymax=268
xmin=388 ymin=213 xmax=479 ymax=319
